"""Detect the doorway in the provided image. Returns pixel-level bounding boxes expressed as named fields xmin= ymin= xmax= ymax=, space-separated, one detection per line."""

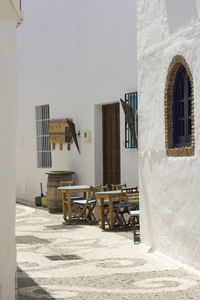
xmin=102 ymin=103 xmax=120 ymax=187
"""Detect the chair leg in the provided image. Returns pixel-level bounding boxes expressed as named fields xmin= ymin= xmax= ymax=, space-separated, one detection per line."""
xmin=87 ymin=204 xmax=97 ymax=222
xmin=87 ymin=206 xmax=92 ymax=221
xmin=119 ymin=210 xmax=127 ymax=226
xmin=132 ymin=216 xmax=140 ymax=243
xmin=104 ymin=207 xmax=110 ymax=224
xmin=76 ymin=205 xmax=87 ymax=220
xmin=113 ymin=208 xmax=119 ymax=225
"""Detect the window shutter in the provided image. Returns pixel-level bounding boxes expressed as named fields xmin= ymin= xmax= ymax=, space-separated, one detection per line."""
xmin=123 ymin=92 xmax=138 ymax=149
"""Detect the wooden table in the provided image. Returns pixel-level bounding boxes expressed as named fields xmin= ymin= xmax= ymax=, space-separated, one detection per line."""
xmin=58 ymin=185 xmax=91 ymax=221
xmin=96 ymin=190 xmax=124 ymax=230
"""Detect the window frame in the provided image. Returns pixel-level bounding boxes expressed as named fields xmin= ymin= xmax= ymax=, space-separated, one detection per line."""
xmin=164 ymin=55 xmax=194 ymax=157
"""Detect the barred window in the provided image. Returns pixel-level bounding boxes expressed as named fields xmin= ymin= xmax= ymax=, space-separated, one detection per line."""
xmin=125 ymin=92 xmax=138 ymax=148
xmin=35 ymin=105 xmax=52 ymax=168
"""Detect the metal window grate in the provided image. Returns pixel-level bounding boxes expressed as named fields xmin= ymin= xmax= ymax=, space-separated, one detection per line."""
xmin=125 ymin=92 xmax=138 ymax=148
xmin=35 ymin=105 xmax=52 ymax=168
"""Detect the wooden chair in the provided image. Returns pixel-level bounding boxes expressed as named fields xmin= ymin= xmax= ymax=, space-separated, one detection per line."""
xmin=111 ymin=183 xmax=127 ymax=205
xmin=73 ymin=187 xmax=97 ymax=223
xmin=92 ymin=185 xmax=109 ymax=222
xmin=92 ymin=185 xmax=121 ymax=227
xmin=114 ymin=187 xmax=139 ymax=227
xmin=125 ymin=187 xmax=140 ymax=241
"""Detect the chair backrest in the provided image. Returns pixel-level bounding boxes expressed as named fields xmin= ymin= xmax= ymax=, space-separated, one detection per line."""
xmin=92 ymin=184 xmax=108 ymax=199
xmin=111 ymin=183 xmax=127 ymax=190
xmin=121 ymin=187 xmax=139 ymax=206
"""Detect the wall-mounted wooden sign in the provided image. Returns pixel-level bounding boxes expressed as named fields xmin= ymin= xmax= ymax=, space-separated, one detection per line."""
xmin=49 ymin=119 xmax=73 ymax=150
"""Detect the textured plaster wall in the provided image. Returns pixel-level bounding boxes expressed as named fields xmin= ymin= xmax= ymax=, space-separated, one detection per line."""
xmin=0 ymin=21 xmax=17 ymax=300
xmin=16 ymin=0 xmax=138 ymax=202
xmin=138 ymin=0 xmax=200 ymax=269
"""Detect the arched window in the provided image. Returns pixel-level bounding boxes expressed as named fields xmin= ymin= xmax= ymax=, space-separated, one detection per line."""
xmin=173 ymin=66 xmax=191 ymax=147
xmin=164 ymin=55 xmax=194 ymax=157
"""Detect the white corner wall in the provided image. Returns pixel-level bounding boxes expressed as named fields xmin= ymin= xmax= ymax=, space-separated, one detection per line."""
xmin=0 ymin=21 xmax=17 ymax=300
xmin=138 ymin=0 xmax=200 ymax=269
xmin=16 ymin=0 xmax=138 ymax=202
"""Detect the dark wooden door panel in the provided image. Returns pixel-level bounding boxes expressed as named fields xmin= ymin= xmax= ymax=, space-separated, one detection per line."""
xmin=103 ymin=103 xmax=120 ymax=187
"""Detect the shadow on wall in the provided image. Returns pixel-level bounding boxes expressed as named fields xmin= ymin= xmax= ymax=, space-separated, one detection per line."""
xmin=17 ymin=267 xmax=56 ymax=300
xmin=166 ymin=0 xmax=198 ymax=34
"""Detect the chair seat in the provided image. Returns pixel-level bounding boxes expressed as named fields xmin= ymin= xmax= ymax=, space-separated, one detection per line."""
xmin=130 ymin=210 xmax=140 ymax=217
xmin=73 ymin=199 xmax=96 ymax=205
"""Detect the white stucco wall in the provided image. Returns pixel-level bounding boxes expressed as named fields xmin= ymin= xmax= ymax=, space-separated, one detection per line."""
xmin=16 ymin=0 xmax=138 ymax=202
xmin=0 ymin=0 xmax=21 ymax=20
xmin=138 ymin=0 xmax=200 ymax=269
xmin=0 ymin=21 xmax=17 ymax=300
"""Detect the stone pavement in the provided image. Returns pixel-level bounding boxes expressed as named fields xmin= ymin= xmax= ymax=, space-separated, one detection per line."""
xmin=16 ymin=204 xmax=200 ymax=299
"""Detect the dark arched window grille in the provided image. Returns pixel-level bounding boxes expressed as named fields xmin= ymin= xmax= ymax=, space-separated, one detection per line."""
xmin=173 ymin=66 xmax=192 ymax=147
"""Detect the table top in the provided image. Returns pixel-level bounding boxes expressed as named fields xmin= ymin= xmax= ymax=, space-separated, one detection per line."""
xmin=96 ymin=190 xmax=125 ymax=196
xmin=58 ymin=185 xmax=90 ymax=191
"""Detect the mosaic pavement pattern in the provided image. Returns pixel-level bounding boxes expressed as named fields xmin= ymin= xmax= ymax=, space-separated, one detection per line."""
xmin=16 ymin=204 xmax=200 ymax=299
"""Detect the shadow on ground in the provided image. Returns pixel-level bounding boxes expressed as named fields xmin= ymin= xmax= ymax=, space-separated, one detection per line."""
xmin=17 ymin=267 xmax=56 ymax=300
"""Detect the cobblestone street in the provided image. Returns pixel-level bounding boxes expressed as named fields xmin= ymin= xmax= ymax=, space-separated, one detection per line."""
xmin=16 ymin=204 xmax=200 ymax=299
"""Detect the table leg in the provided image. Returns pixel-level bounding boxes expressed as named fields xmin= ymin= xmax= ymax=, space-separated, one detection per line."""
xmin=67 ymin=191 xmax=72 ymax=222
xmin=109 ymin=196 xmax=114 ymax=230
xmin=100 ymin=197 xmax=105 ymax=229
xmin=62 ymin=191 xmax=66 ymax=220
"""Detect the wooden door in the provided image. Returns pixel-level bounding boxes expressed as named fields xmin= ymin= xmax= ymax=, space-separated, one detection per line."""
xmin=103 ymin=103 xmax=120 ymax=187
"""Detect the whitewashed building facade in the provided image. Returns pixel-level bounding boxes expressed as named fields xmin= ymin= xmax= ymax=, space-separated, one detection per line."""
xmin=16 ymin=0 xmax=138 ymax=203
xmin=138 ymin=0 xmax=200 ymax=269
xmin=0 ymin=0 xmax=23 ymax=298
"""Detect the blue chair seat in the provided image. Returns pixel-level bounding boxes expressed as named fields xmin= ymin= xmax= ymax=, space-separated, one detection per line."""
xmin=66 ymin=196 xmax=84 ymax=202
xmin=130 ymin=210 xmax=140 ymax=217
xmin=103 ymin=200 xmax=119 ymax=207
xmin=73 ymin=199 xmax=96 ymax=205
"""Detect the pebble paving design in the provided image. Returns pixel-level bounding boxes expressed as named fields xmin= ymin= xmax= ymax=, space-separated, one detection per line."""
xmin=16 ymin=204 xmax=200 ymax=299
